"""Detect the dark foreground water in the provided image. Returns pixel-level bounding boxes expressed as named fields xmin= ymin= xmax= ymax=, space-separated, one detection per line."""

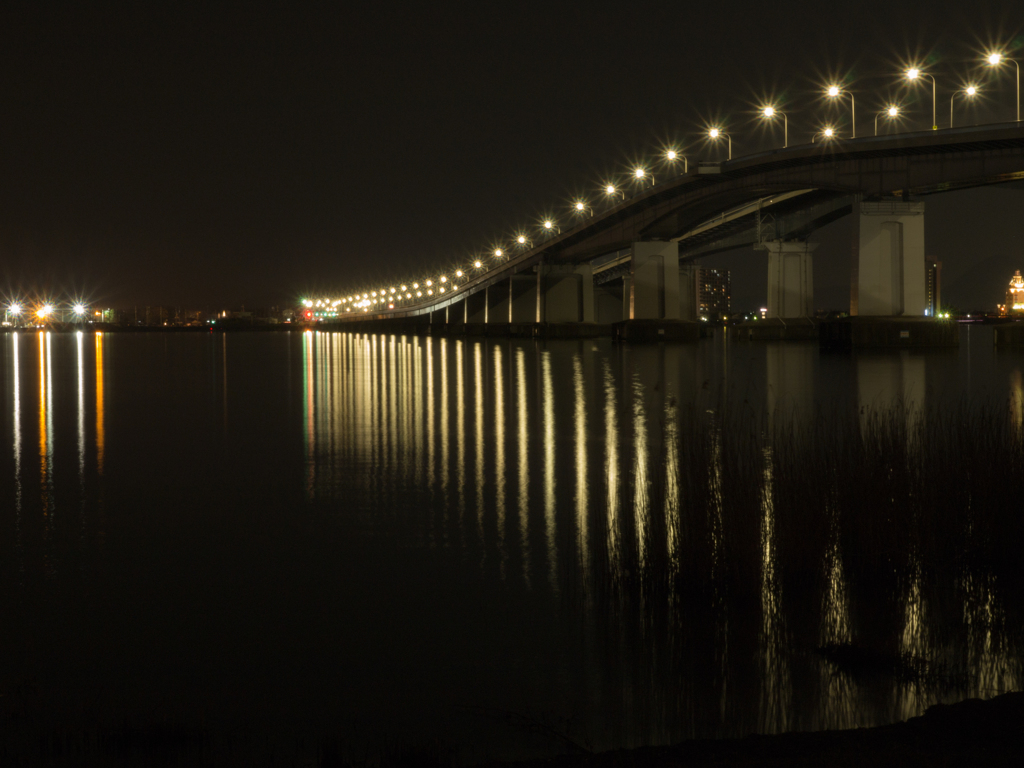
xmin=1 ymin=327 xmax=1022 ymax=764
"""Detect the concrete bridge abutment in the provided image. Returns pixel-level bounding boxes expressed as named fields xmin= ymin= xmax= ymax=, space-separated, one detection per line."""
xmin=766 ymin=241 xmax=816 ymax=319
xmin=852 ymin=201 xmax=926 ymax=317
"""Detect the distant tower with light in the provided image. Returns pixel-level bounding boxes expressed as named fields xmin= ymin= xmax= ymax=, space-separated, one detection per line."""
xmin=925 ymin=259 xmax=942 ymax=316
xmin=1006 ymin=270 xmax=1024 ymax=315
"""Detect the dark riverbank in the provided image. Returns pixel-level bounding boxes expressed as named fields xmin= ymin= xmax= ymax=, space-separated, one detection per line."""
xmin=481 ymin=692 xmax=1024 ymax=768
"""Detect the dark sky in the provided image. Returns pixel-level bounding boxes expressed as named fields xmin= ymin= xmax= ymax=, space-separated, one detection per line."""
xmin=0 ymin=0 xmax=1021 ymax=311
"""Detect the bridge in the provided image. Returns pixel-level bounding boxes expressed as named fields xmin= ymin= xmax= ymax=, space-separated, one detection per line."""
xmin=315 ymin=122 xmax=1024 ymax=335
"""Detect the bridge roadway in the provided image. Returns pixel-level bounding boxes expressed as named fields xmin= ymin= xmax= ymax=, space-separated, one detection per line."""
xmin=342 ymin=122 xmax=1024 ymax=325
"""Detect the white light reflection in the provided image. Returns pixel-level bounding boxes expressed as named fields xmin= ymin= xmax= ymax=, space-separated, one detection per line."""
xmin=758 ymin=446 xmax=791 ymax=732
xmin=632 ymin=375 xmax=650 ymax=572
xmin=542 ymin=350 xmax=557 ymax=592
xmin=473 ymin=343 xmax=485 ymax=549
xmin=494 ymin=344 xmax=507 ymax=579
xmin=95 ymin=333 xmax=105 ymax=475
xmin=603 ymin=360 xmax=620 ymax=573
xmin=573 ymin=355 xmax=589 ymax=583
xmin=12 ymin=333 xmax=23 ymax=537
xmin=516 ymin=346 xmax=530 ymax=587
xmin=456 ymin=340 xmax=466 ymax=544
xmin=439 ymin=337 xmax=450 ymax=540
xmin=76 ymin=332 xmax=85 ymax=486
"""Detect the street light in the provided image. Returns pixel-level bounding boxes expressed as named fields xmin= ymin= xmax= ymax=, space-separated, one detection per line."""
xmin=950 ymin=85 xmax=980 ymax=128
xmin=875 ymin=105 xmax=901 ymax=135
xmin=573 ymin=200 xmax=592 ymax=217
xmin=905 ymin=68 xmax=937 ymax=130
xmin=542 ymin=219 xmax=560 ymax=234
xmin=664 ymin=148 xmax=688 ymax=173
xmin=760 ymin=105 xmax=788 ymax=147
xmin=826 ymin=85 xmax=856 ymax=138
xmin=708 ymin=127 xmax=731 ymax=160
xmin=985 ymin=52 xmax=1020 ymax=122
xmin=604 ymin=183 xmax=624 ymax=200
xmin=812 ymin=126 xmax=837 ymax=143
xmin=633 ymin=167 xmax=653 ymax=187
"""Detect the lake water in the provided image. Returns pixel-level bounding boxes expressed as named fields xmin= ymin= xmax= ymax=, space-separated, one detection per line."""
xmin=1 ymin=327 xmax=1022 ymax=764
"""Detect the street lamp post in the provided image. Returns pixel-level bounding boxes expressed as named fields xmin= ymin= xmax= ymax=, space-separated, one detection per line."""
xmin=950 ymin=85 xmax=979 ymax=128
xmin=664 ymin=149 xmax=688 ymax=173
xmin=826 ymin=86 xmax=856 ymax=138
xmin=905 ymin=68 xmax=937 ymax=130
xmin=812 ymin=126 xmax=837 ymax=143
xmin=986 ymin=53 xmax=1020 ymax=123
xmin=875 ymin=105 xmax=900 ymax=135
xmin=708 ymin=128 xmax=731 ymax=160
xmin=761 ymin=106 xmax=788 ymax=147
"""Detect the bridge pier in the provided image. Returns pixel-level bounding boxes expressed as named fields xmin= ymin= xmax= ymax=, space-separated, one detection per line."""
xmin=629 ymin=241 xmax=679 ymax=320
xmin=465 ymin=290 xmax=487 ymax=323
xmin=852 ymin=201 xmax=926 ymax=316
xmin=538 ymin=263 xmax=594 ymax=323
xmin=486 ymin=281 xmax=510 ymax=324
xmin=446 ymin=297 xmax=467 ymax=324
xmin=766 ymin=241 xmax=816 ymax=319
xmin=679 ymin=264 xmax=699 ymax=321
xmin=509 ymin=274 xmax=538 ymax=323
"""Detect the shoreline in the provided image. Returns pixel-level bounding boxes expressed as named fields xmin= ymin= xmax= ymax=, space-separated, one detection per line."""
xmin=477 ymin=692 xmax=1024 ymax=767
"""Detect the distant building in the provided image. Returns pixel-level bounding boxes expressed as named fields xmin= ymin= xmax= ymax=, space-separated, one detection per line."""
xmin=698 ymin=268 xmax=731 ymax=320
xmin=1003 ymin=270 xmax=1024 ymax=316
xmin=925 ymin=259 xmax=942 ymax=316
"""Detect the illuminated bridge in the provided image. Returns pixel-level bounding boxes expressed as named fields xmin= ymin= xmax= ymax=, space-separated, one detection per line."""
xmin=317 ymin=122 xmax=1024 ymax=334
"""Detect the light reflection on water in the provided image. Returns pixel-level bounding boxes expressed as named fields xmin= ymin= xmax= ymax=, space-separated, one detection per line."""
xmin=2 ymin=327 xmax=1024 ymax=758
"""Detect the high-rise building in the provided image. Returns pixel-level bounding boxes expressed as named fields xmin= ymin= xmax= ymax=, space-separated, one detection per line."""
xmin=925 ymin=259 xmax=942 ymax=316
xmin=698 ymin=268 xmax=731 ymax=320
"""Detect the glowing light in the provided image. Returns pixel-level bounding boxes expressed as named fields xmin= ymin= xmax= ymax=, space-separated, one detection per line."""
xmin=440 ymin=287 xmax=446 ymax=293
xmin=73 ymin=304 xmax=85 ymax=315
xmin=888 ymin=105 xmax=899 ymax=117
xmin=37 ymin=304 xmax=52 ymax=318
xmin=406 ymin=293 xmax=412 ymax=298
xmin=575 ymin=201 xmax=585 ymax=210
xmin=491 ymin=250 xmax=501 ymax=259
xmin=440 ymin=275 xmax=447 ymax=282
xmin=633 ymin=168 xmax=645 ymax=179
xmin=517 ymin=235 xmax=526 ymax=244
xmin=477 ymin=259 xmax=485 ymax=267
xmin=412 ymin=283 xmax=419 ymax=289
xmin=823 ymin=127 xmax=835 ymax=137
xmin=762 ymin=106 xmax=775 ymax=117
xmin=988 ymin=53 xmax=1003 ymax=66
xmin=666 ymin=149 xmax=677 ymax=159
xmin=425 ymin=280 xmax=432 ymax=286
xmin=605 ymin=184 xmax=616 ymax=194
xmin=390 ymin=287 xmax=396 ymax=293
xmin=827 ymin=85 xmax=840 ymax=97
xmin=906 ymin=68 xmax=920 ymax=80
xmin=966 ymin=85 xmax=978 ymax=96
xmin=416 ymin=291 xmax=422 ymax=297
xmin=543 ymin=220 xmax=553 ymax=229
xmin=709 ymin=127 xmax=720 ymax=139
xmin=10 ymin=303 xmax=22 ymax=315
xmin=456 ymin=270 xmax=463 ymax=277
xmin=401 ymin=285 xmax=407 ymax=291
xmin=427 ymin=289 xmax=433 ymax=295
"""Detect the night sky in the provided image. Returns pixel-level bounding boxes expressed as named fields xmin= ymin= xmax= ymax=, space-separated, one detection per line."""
xmin=0 ymin=1 xmax=1021 ymax=311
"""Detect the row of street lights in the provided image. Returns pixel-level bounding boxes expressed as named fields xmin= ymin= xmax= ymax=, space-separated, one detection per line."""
xmin=4 ymin=301 xmax=92 ymax=325
xmin=316 ymin=50 xmax=1021 ymax=315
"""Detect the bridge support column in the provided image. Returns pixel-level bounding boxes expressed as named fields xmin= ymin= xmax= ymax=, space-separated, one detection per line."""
xmin=430 ymin=308 xmax=447 ymax=325
xmin=766 ymin=241 xmax=817 ymax=318
xmin=485 ymin=282 xmax=510 ymax=324
xmin=465 ymin=290 xmax=487 ymax=323
xmin=630 ymin=241 xmax=679 ymax=320
xmin=852 ymin=201 xmax=926 ymax=316
xmin=678 ymin=264 xmax=699 ymax=321
xmin=538 ymin=264 xmax=594 ymax=323
xmin=446 ymin=297 xmax=467 ymax=324
xmin=509 ymin=274 xmax=537 ymax=323
xmin=621 ymin=276 xmax=632 ymax=321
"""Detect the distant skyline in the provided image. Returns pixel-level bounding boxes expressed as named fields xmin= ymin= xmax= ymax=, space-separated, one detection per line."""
xmin=0 ymin=1 xmax=1022 ymax=311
